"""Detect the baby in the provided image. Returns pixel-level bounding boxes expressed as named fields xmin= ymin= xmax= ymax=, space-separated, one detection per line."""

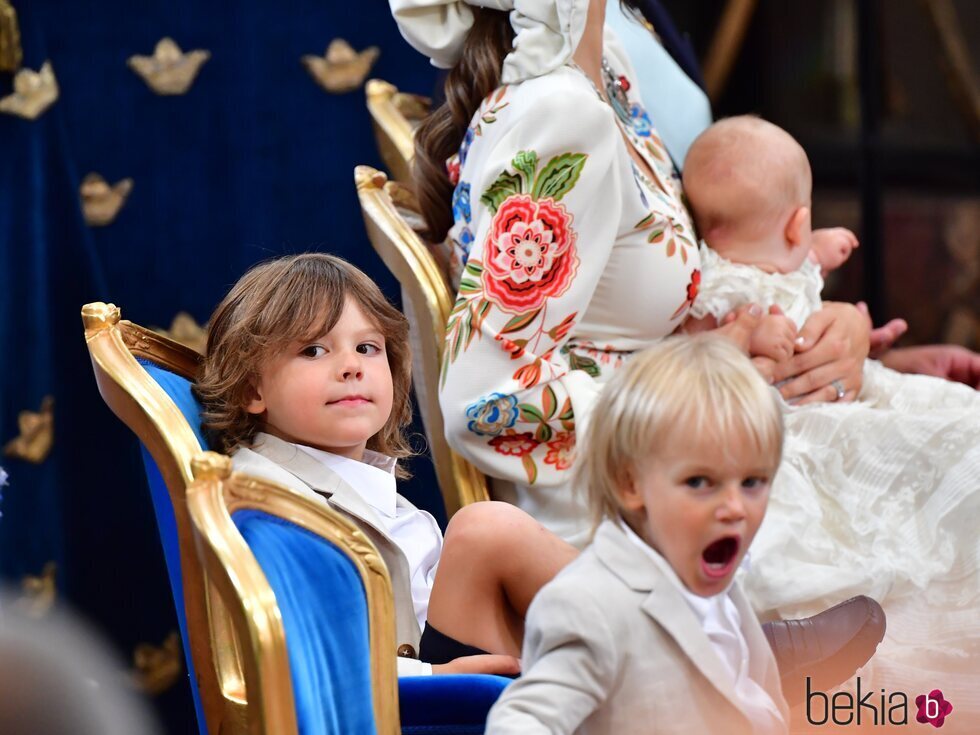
xmin=487 ymin=336 xmax=790 ymax=735
xmin=681 ymin=115 xmax=976 ymax=410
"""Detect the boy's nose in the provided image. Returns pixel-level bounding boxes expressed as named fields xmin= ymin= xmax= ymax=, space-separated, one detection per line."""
xmin=716 ymin=485 xmax=746 ymax=521
xmin=340 ymin=352 xmax=363 ymax=380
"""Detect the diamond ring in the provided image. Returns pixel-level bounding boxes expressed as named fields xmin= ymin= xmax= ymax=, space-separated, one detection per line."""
xmin=831 ymin=379 xmax=846 ymax=401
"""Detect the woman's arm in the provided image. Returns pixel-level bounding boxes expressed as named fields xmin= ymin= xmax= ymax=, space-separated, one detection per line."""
xmin=439 ymin=85 xmax=629 ymax=489
xmin=770 ymin=302 xmax=870 ymax=404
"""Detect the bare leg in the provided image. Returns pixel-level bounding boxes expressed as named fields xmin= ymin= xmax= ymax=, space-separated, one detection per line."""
xmin=425 ymin=501 xmax=578 ymax=657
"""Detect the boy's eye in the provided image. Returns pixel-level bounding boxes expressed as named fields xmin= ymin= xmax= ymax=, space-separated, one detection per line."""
xmin=356 ymin=342 xmax=382 ymax=355
xmin=684 ymin=476 xmax=709 ymax=489
xmin=300 ymin=345 xmax=326 ymax=358
xmin=742 ymin=476 xmax=768 ymax=490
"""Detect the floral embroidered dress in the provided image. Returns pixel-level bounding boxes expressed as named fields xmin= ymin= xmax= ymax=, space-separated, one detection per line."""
xmin=694 ymin=243 xmax=980 ymax=701
xmin=439 ymin=36 xmax=699 ymax=546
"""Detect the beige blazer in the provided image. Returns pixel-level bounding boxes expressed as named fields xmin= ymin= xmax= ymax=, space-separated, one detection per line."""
xmin=232 ymin=433 xmax=431 ymax=675
xmin=487 ymin=520 xmax=789 ymax=735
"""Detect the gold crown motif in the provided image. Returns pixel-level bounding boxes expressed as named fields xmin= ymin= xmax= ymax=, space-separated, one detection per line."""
xmin=3 ymin=395 xmax=54 ymax=463
xmin=0 ymin=60 xmax=58 ymax=120
xmin=152 ymin=311 xmax=207 ymax=354
xmin=302 ymin=39 xmax=379 ymax=94
xmin=0 ymin=0 xmax=23 ymax=72
xmin=131 ymin=632 xmax=182 ymax=695
xmin=17 ymin=562 xmax=57 ymax=618
xmin=128 ymin=37 xmax=210 ymax=95
xmin=80 ymin=172 xmax=134 ymax=226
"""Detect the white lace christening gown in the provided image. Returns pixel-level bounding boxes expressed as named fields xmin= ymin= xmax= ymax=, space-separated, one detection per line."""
xmin=693 ymin=245 xmax=980 ymax=716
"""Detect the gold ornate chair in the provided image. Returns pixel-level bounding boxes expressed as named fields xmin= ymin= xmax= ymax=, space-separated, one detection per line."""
xmin=186 ymin=451 xmax=399 ymax=735
xmin=365 ymin=79 xmax=430 ymax=185
xmin=356 ymin=167 xmax=490 ymax=518
xmin=82 ymin=302 xmax=239 ymax=734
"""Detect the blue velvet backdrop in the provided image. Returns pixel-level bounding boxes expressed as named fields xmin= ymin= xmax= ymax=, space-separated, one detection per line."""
xmin=0 ymin=2 xmax=439 ymax=730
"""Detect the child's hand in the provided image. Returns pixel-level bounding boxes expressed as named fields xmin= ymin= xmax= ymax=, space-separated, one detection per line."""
xmin=810 ymin=227 xmax=859 ymax=275
xmin=749 ymin=310 xmax=798 ymax=362
xmin=432 ymin=654 xmax=521 ymax=676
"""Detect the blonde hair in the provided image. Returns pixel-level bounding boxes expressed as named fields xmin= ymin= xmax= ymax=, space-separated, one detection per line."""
xmin=682 ymin=115 xmax=811 ymax=240
xmin=577 ymin=335 xmax=784 ymax=529
xmin=196 ymin=253 xmax=413 ymax=474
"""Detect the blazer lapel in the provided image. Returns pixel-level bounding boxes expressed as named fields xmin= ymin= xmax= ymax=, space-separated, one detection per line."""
xmin=593 ymin=520 xmax=748 ymax=717
xmin=251 ymin=433 xmax=392 ymax=540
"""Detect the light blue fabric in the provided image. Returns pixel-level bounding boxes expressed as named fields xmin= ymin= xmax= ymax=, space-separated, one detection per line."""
xmin=607 ymin=6 xmax=713 ymax=168
xmin=234 ymin=509 xmax=377 ymax=735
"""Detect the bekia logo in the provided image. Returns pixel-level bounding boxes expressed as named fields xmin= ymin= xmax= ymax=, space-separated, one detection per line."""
xmin=806 ymin=678 xmax=954 ymax=728
xmin=915 ymin=690 xmax=953 ymax=728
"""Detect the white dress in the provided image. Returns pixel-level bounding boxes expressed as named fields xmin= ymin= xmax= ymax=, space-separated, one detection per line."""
xmin=440 ymin=34 xmax=700 ymax=548
xmin=695 ymin=244 xmax=980 ymax=710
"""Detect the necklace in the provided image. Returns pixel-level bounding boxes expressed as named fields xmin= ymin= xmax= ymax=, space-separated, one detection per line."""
xmin=601 ymin=57 xmax=632 ymax=127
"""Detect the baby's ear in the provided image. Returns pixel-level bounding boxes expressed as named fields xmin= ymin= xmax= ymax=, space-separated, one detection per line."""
xmin=784 ymin=206 xmax=811 ymax=246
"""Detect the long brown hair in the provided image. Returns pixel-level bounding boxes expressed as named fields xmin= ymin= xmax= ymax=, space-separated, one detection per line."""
xmin=196 ymin=253 xmax=414 ymax=474
xmin=413 ymin=8 xmax=515 ymax=243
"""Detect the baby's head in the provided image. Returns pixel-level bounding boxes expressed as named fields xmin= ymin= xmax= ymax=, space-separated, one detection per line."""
xmin=579 ymin=335 xmax=784 ymax=596
xmin=198 ymin=253 xmax=413 ymax=469
xmin=683 ymin=115 xmax=813 ymax=274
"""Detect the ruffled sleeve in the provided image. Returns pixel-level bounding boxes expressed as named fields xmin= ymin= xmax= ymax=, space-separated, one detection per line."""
xmin=438 ymin=77 xmax=625 ymax=489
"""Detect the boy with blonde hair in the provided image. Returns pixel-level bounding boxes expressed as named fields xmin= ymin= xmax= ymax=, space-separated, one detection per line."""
xmin=488 ymin=335 xmax=792 ymax=734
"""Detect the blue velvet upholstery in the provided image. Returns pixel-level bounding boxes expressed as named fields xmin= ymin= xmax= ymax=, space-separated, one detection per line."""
xmin=398 ymin=675 xmax=511 ymax=735
xmin=135 ymin=358 xmax=209 ymax=733
xmin=234 ymin=509 xmax=378 ymax=735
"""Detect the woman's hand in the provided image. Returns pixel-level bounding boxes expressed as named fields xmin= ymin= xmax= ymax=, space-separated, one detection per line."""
xmin=432 ymin=654 xmax=521 ymax=676
xmin=772 ymin=302 xmax=870 ymax=405
xmin=715 ymin=303 xmax=765 ymax=353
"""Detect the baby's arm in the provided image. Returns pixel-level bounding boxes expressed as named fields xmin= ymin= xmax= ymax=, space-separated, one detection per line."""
xmin=749 ymin=309 xmax=799 ymax=362
xmin=810 ymin=227 xmax=859 ymax=277
xmin=486 ymin=587 xmax=617 ymax=734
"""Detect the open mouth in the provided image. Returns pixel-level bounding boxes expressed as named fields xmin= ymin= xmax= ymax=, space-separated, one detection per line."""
xmin=700 ymin=536 xmax=740 ymax=579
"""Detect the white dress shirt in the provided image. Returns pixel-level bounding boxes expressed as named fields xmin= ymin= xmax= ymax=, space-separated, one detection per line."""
xmin=295 ymin=445 xmax=443 ymax=631
xmin=622 ymin=522 xmax=785 ymax=735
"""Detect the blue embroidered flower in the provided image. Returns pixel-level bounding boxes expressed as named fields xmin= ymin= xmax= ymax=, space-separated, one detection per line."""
xmin=455 ymin=226 xmax=474 ymax=267
xmin=629 ymin=103 xmax=653 ymax=138
xmin=465 ymin=393 xmax=519 ymax=437
xmin=452 ymin=181 xmax=472 ymax=224
xmin=459 ymin=127 xmax=475 ymax=166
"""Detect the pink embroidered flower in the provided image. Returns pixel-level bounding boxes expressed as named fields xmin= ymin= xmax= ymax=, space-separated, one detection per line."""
xmin=446 ymin=155 xmax=461 ymax=185
xmin=543 ymin=431 xmax=575 ymax=470
xmin=489 ymin=430 xmax=540 ymax=458
xmin=482 ymin=195 xmax=579 ymax=314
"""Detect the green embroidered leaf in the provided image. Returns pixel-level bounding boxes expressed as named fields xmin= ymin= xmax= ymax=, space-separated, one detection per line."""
xmin=518 ymin=403 xmax=544 ymax=424
xmin=635 ymin=213 xmax=656 ymax=229
xmin=648 ymin=228 xmax=665 ymax=244
xmin=534 ymin=423 xmax=553 ymax=443
xmin=440 ymin=353 xmax=449 ymax=388
xmin=501 ymin=308 xmax=541 ymax=334
xmin=568 ymin=351 xmax=601 ymax=378
xmin=522 ymin=454 xmax=538 ymax=485
xmin=666 ymin=238 xmax=676 ymax=258
xmin=464 ymin=259 xmax=484 ymax=278
xmin=532 ymin=153 xmax=588 ymax=201
xmin=480 ymin=171 xmax=523 ymax=213
xmin=458 ymin=278 xmax=481 ymax=294
xmin=512 ymin=150 xmax=539 ymax=188
xmin=558 ymin=397 xmax=574 ymax=422
xmin=541 ymin=385 xmax=558 ymax=420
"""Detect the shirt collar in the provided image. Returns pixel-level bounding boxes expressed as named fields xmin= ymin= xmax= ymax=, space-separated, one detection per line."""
xmin=294 ymin=444 xmax=399 ymax=518
xmin=619 ymin=518 xmax=732 ymax=621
